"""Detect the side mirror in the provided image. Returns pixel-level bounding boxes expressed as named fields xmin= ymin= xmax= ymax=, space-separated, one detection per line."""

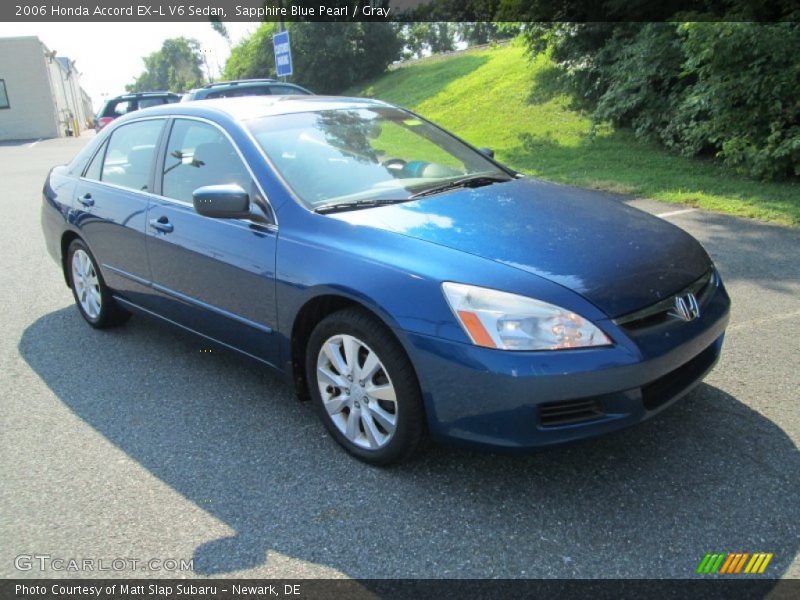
xmin=477 ymin=147 xmax=495 ymax=159
xmin=193 ymin=184 xmax=251 ymax=219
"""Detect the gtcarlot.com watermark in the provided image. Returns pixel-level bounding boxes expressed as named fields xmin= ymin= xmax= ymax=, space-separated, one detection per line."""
xmin=14 ymin=554 xmax=193 ymax=573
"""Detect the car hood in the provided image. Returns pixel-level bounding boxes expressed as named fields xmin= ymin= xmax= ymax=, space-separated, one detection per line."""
xmin=333 ymin=178 xmax=711 ymax=318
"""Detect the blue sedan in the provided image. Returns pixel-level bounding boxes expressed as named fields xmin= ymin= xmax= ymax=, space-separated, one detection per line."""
xmin=41 ymin=96 xmax=730 ymax=464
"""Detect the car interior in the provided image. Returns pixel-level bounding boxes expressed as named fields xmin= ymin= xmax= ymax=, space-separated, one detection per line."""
xmin=101 ymin=145 xmax=155 ymax=191
xmin=163 ymin=137 xmax=251 ymax=203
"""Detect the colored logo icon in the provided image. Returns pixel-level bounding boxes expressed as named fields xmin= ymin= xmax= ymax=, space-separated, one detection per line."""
xmin=697 ymin=552 xmax=773 ymax=574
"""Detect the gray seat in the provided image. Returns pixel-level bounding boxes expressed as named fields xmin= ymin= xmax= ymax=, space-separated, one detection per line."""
xmin=103 ymin=145 xmax=154 ymax=191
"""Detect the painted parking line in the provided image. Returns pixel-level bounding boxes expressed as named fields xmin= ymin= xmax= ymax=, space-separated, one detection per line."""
xmin=656 ymin=208 xmax=698 ymax=218
xmin=27 ymin=139 xmax=42 ymax=148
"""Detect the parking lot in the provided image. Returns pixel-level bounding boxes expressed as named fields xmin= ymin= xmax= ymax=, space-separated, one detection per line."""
xmin=1 ymin=135 xmax=798 ymax=579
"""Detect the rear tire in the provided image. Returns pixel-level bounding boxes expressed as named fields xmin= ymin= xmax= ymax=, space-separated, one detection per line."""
xmin=67 ymin=239 xmax=130 ymax=329
xmin=306 ymin=307 xmax=426 ymax=466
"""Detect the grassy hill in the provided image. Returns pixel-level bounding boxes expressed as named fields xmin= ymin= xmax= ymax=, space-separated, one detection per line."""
xmin=347 ymin=40 xmax=799 ymax=227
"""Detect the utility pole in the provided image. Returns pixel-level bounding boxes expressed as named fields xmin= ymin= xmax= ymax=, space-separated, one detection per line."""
xmin=278 ymin=0 xmax=286 ymax=82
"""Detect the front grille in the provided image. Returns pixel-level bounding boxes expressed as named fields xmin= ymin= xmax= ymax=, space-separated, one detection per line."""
xmin=641 ymin=342 xmax=718 ymax=411
xmin=539 ymin=397 xmax=605 ymax=427
xmin=615 ymin=269 xmax=717 ymax=332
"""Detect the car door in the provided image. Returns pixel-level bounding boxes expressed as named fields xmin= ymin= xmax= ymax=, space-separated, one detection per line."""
xmin=145 ymin=118 xmax=279 ymax=366
xmin=73 ymin=118 xmax=165 ymax=303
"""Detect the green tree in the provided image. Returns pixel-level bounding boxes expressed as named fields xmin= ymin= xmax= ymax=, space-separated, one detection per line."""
xmin=427 ymin=23 xmax=457 ymax=54
xmin=523 ymin=21 xmax=800 ymax=179
xmin=401 ymin=23 xmax=431 ymax=60
xmin=210 ymin=18 xmax=230 ymax=45
xmin=127 ymin=37 xmax=205 ymax=93
xmin=399 ymin=23 xmax=456 ymax=59
xmin=676 ymin=23 xmax=800 ymax=178
xmin=224 ymin=23 xmax=403 ymax=94
xmin=455 ymin=22 xmax=519 ymax=47
xmin=223 ymin=23 xmax=278 ymax=80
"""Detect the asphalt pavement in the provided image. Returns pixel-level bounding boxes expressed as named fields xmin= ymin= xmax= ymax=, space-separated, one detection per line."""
xmin=1 ymin=135 xmax=798 ymax=580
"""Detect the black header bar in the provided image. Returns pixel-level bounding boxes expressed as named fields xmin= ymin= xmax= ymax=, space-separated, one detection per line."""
xmin=3 ymin=0 xmax=798 ymax=22
xmin=3 ymin=578 xmax=798 ymax=600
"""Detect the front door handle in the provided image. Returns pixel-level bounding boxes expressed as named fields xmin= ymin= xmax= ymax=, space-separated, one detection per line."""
xmin=78 ymin=193 xmax=94 ymax=207
xmin=149 ymin=216 xmax=174 ymax=234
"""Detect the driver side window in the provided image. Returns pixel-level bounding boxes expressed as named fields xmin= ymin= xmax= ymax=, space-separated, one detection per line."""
xmin=162 ymin=119 xmax=252 ymax=204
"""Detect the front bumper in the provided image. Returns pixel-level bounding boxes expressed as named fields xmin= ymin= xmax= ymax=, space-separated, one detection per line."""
xmin=404 ymin=280 xmax=731 ymax=451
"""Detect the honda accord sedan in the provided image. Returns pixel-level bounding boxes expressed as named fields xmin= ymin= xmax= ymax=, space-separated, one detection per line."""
xmin=41 ymin=96 xmax=730 ymax=465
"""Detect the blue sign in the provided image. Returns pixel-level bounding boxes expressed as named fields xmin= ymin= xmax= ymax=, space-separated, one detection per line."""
xmin=273 ymin=30 xmax=293 ymax=78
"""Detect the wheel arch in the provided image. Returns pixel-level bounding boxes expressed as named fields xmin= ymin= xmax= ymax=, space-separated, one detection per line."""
xmin=288 ymin=291 xmax=417 ymax=402
xmin=60 ymin=230 xmax=82 ymax=287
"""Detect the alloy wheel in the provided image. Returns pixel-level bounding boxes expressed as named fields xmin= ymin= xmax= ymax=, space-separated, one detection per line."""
xmin=316 ymin=334 xmax=398 ymax=450
xmin=71 ymin=249 xmax=102 ymax=320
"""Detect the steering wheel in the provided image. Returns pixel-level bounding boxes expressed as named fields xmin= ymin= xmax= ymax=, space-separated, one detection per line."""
xmin=382 ymin=158 xmax=407 ymax=172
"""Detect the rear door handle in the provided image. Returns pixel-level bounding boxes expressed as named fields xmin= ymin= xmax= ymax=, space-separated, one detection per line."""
xmin=78 ymin=193 xmax=94 ymax=207
xmin=149 ymin=217 xmax=174 ymax=234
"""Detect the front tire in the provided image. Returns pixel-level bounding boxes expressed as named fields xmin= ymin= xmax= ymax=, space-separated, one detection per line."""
xmin=67 ymin=239 xmax=130 ymax=329
xmin=306 ymin=307 xmax=425 ymax=465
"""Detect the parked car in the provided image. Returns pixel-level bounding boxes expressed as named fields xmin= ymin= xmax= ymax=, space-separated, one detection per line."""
xmin=41 ymin=96 xmax=730 ymax=465
xmin=182 ymin=79 xmax=313 ymax=102
xmin=94 ymin=92 xmax=181 ymax=132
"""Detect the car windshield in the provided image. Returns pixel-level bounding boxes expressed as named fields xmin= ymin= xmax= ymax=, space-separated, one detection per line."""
xmin=246 ymin=107 xmax=510 ymax=209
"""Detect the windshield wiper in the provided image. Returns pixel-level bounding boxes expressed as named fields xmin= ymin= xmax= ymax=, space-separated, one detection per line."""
xmin=314 ymin=174 xmax=512 ymax=213
xmin=408 ymin=174 xmax=511 ymax=200
xmin=314 ymin=198 xmax=409 ymax=214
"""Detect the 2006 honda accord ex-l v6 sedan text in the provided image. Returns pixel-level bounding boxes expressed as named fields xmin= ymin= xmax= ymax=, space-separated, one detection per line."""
xmin=41 ymin=96 xmax=730 ymax=465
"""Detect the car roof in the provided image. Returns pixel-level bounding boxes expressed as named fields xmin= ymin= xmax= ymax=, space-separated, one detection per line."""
xmin=200 ymin=79 xmax=279 ymax=89
xmin=108 ymin=91 xmax=180 ymax=101
xmin=186 ymin=81 xmax=311 ymax=99
xmin=122 ymin=95 xmax=393 ymax=123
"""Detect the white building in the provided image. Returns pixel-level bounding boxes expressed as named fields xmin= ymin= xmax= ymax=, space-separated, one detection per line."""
xmin=0 ymin=36 xmax=93 ymax=141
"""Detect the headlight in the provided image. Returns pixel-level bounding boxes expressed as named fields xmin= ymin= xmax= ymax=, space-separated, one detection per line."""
xmin=442 ymin=282 xmax=612 ymax=351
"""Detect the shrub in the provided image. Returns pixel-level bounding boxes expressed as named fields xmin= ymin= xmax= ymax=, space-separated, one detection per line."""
xmin=525 ymin=22 xmax=800 ymax=179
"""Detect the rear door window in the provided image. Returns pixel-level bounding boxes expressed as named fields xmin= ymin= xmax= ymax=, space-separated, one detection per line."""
xmin=268 ymin=85 xmax=307 ymax=95
xmin=205 ymin=86 xmax=272 ymax=99
xmin=0 ymin=79 xmax=10 ymax=109
xmin=83 ymin=140 xmax=107 ymax=181
xmin=138 ymin=97 xmax=168 ymax=109
xmin=103 ymin=99 xmax=136 ymax=118
xmin=100 ymin=120 xmax=164 ymax=192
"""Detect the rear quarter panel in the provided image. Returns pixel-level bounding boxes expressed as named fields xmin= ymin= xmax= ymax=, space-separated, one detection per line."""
xmin=41 ymin=166 xmax=77 ymax=274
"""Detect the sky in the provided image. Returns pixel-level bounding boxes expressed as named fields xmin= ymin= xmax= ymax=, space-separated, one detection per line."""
xmin=0 ymin=22 xmax=258 ymax=112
